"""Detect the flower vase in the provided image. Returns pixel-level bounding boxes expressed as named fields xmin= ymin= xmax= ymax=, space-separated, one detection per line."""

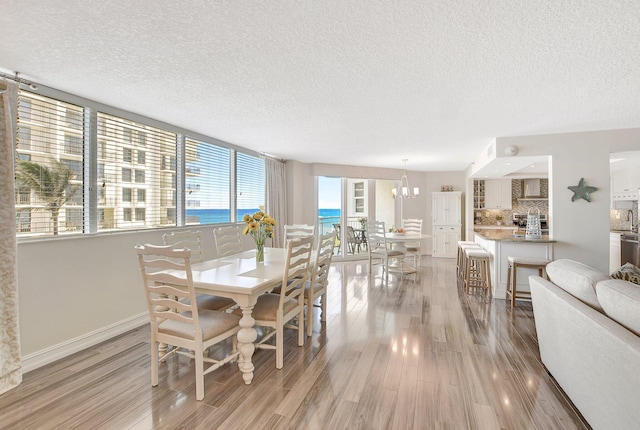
xmin=256 ymin=243 xmax=265 ymax=263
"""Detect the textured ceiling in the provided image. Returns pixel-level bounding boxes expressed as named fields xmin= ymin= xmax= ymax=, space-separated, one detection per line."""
xmin=1 ymin=0 xmax=640 ymax=172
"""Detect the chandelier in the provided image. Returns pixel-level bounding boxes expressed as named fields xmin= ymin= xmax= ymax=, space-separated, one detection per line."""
xmin=392 ymin=159 xmax=419 ymax=198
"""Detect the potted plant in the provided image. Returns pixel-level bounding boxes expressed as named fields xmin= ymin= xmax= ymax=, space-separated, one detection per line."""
xmin=496 ymin=215 xmax=503 ymax=226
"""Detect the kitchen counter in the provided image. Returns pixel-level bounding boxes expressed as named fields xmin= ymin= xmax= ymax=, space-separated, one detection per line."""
xmin=473 ymin=225 xmax=518 ymax=230
xmin=474 ymin=229 xmax=556 ymax=243
xmin=473 ymin=230 xmax=555 ymax=299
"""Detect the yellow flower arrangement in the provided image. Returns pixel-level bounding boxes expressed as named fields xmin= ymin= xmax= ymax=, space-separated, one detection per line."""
xmin=242 ymin=211 xmax=277 ymax=262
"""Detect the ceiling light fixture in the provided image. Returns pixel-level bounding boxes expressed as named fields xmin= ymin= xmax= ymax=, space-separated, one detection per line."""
xmin=392 ymin=159 xmax=419 ymax=198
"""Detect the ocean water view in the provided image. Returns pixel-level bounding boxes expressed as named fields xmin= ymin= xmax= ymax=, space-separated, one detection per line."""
xmin=185 ymin=208 xmax=341 ymax=226
xmin=319 ymin=208 xmax=340 ymax=218
xmin=186 ymin=208 xmax=261 ymax=224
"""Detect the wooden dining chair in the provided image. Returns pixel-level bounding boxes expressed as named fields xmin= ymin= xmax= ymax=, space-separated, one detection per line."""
xmin=162 ymin=230 xmax=235 ymax=311
xmin=135 ymin=244 xmax=241 ymax=401
xmin=284 ymin=224 xmax=316 ymax=246
xmin=366 ymin=220 xmax=406 ymax=285
xmin=213 ymin=225 xmax=243 ymax=257
xmin=305 ymin=231 xmax=336 ymax=336
xmin=402 ymin=218 xmax=423 ymax=267
xmin=245 ymin=235 xmax=314 ymax=369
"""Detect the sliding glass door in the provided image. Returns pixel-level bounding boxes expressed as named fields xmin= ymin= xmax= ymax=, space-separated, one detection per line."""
xmin=317 ymin=176 xmax=397 ymax=259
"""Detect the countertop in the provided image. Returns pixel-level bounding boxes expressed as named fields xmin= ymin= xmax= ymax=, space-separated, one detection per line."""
xmin=473 ymin=225 xmax=518 ymax=230
xmin=611 ymin=229 xmax=638 ymax=236
xmin=474 ymin=229 xmax=556 ymax=243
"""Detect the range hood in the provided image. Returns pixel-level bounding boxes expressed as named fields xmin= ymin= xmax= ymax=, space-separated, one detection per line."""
xmin=518 ymin=178 xmax=548 ymax=200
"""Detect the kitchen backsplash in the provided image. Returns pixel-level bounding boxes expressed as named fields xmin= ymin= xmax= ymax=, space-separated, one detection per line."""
xmin=610 ymin=202 xmax=638 ymax=231
xmin=474 ymin=179 xmax=549 ymax=225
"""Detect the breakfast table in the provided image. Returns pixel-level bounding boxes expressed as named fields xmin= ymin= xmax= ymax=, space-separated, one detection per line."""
xmin=188 ymin=247 xmax=295 ymax=384
xmin=383 ymin=232 xmax=430 ymax=273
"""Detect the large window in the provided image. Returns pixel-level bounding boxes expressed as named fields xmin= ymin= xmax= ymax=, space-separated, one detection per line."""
xmin=185 ymin=138 xmax=231 ymax=224
xmin=15 ymin=92 xmax=84 ymax=236
xmin=97 ymin=112 xmax=176 ymax=230
xmin=14 ymin=90 xmax=266 ymax=238
xmin=236 ymin=152 xmax=265 ymax=220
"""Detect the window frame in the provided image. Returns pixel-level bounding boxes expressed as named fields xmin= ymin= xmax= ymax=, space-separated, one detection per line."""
xmin=14 ymin=86 xmax=266 ymax=241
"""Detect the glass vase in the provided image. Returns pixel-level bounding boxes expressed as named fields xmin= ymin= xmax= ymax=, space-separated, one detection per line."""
xmin=256 ymin=243 xmax=265 ymax=263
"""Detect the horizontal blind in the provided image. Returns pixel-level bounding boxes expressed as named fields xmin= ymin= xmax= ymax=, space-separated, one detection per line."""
xmin=96 ymin=113 xmax=177 ymax=231
xmin=236 ymin=152 xmax=265 ymax=220
xmin=15 ymin=92 xmax=84 ymax=237
xmin=185 ymin=138 xmax=231 ymax=225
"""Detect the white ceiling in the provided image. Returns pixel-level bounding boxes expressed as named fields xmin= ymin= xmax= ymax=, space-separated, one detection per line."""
xmin=2 ymin=1 xmax=640 ymax=172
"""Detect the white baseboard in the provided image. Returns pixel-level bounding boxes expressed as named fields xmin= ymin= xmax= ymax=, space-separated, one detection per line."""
xmin=21 ymin=312 xmax=149 ymax=373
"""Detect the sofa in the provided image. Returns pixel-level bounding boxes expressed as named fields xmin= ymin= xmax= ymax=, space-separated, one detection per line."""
xmin=529 ymin=259 xmax=640 ymax=430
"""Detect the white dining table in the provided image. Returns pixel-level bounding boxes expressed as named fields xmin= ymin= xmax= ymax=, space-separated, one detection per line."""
xmin=382 ymin=232 xmax=430 ymax=273
xmin=188 ymin=247 xmax=291 ymax=384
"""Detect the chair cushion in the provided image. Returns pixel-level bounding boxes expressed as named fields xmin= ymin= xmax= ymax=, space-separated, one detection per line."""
xmin=611 ymin=263 xmax=640 ymax=285
xmin=596 ymin=279 xmax=640 ymax=336
xmin=466 ymin=249 xmax=490 ymax=258
xmin=507 ymin=256 xmax=550 ymax=266
xmin=194 ymin=294 xmax=235 ymax=310
xmin=249 ymin=293 xmax=300 ymax=322
xmin=304 ymin=279 xmax=326 ymax=295
xmin=158 ymin=309 xmax=240 ymax=340
xmin=370 ymin=248 xmax=404 ymax=257
xmin=546 ymin=259 xmax=609 ymax=311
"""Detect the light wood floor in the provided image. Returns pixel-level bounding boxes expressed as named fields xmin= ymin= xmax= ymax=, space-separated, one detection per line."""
xmin=0 ymin=257 xmax=590 ymax=429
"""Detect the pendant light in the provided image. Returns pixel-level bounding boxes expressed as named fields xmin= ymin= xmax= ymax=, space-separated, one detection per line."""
xmin=392 ymin=159 xmax=419 ymax=198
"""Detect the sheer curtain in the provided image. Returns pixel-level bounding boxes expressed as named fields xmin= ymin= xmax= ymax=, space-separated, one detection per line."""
xmin=264 ymin=157 xmax=287 ymax=248
xmin=0 ymin=79 xmax=21 ymax=394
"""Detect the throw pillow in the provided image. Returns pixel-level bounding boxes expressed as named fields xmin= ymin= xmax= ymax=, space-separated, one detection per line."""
xmin=596 ymin=279 xmax=640 ymax=336
xmin=611 ymin=263 xmax=640 ymax=285
xmin=546 ymin=259 xmax=609 ymax=311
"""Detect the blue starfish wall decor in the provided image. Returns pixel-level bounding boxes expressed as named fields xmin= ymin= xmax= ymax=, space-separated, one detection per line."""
xmin=568 ymin=178 xmax=598 ymax=202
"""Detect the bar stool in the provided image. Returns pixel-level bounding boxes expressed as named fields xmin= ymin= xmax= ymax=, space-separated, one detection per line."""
xmin=506 ymin=256 xmax=550 ymax=307
xmin=464 ymin=248 xmax=492 ymax=297
xmin=457 ymin=242 xmax=481 ymax=281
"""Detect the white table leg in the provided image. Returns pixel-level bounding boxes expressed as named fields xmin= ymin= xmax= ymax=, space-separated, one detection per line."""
xmin=236 ymin=303 xmax=257 ymax=384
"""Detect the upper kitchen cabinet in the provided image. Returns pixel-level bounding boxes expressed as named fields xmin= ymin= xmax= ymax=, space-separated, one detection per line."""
xmin=611 ymin=167 xmax=640 ymax=200
xmin=484 ymin=179 xmax=512 ymax=210
xmin=611 ymin=151 xmax=640 ymax=202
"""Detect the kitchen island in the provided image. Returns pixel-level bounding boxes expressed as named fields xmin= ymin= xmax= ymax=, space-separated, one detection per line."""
xmin=473 ymin=229 xmax=556 ymax=299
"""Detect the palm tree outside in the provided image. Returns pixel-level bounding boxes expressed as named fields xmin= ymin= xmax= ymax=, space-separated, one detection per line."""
xmin=15 ymin=159 xmax=80 ymax=235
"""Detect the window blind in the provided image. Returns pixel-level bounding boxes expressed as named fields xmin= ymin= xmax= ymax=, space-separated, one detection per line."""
xmin=96 ymin=113 xmax=177 ymax=231
xmin=236 ymin=152 xmax=265 ymax=220
xmin=184 ymin=138 xmax=231 ymax=225
xmin=15 ymin=92 xmax=84 ymax=237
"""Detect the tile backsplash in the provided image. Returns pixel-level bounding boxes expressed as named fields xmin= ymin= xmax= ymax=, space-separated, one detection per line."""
xmin=474 ymin=179 xmax=549 ymax=225
xmin=610 ymin=203 xmax=638 ymax=230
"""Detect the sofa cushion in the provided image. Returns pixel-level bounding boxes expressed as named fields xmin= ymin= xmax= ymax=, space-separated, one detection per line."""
xmin=596 ymin=279 xmax=640 ymax=336
xmin=545 ymin=259 xmax=609 ymax=312
xmin=611 ymin=263 xmax=640 ymax=285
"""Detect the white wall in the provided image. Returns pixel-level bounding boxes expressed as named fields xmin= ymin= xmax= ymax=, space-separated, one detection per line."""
xmin=375 ymin=180 xmax=395 ymax=228
xmin=496 ymin=128 xmax=640 ymax=272
xmin=17 ymin=226 xmax=253 ymax=368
